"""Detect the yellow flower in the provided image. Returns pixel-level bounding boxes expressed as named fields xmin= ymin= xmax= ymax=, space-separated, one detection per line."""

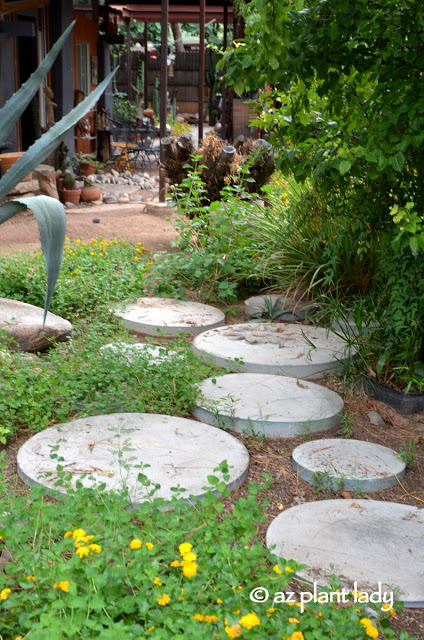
xmin=360 ymin=619 xmax=379 ymax=638
xmin=381 ymin=603 xmax=396 ymax=617
xmin=72 ymin=528 xmax=86 ymax=540
xmin=53 ymin=581 xmax=70 ymax=593
xmin=288 ymin=617 xmax=299 ymax=623
xmin=99 ymin=252 xmax=104 ymax=257
xmin=153 ymin=577 xmax=162 ymax=586
xmin=136 ymin=248 xmax=143 ymax=254
xmin=75 ymin=546 xmax=90 ymax=558
xmin=225 ymin=624 xmax=242 ymax=638
xmin=88 ymin=544 xmax=101 ymax=554
xmin=134 ymin=256 xmax=139 ymax=262
xmin=0 ymin=588 xmax=11 ymax=600
xmin=76 ymin=239 xmax=80 ymax=243
xmin=26 ymin=575 xmax=36 ymax=581
xmin=65 ymin=237 xmax=69 ymax=241
xmin=182 ymin=551 xmax=197 ymax=562
xmin=273 ymin=564 xmax=282 ymax=574
xmin=182 ymin=561 xmax=198 ymax=578
xmin=239 ymin=612 xmax=260 ymax=629
xmin=267 ymin=607 xmax=276 ymax=614
xmin=90 ymin=252 xmax=95 ymax=256
xmin=147 ymin=627 xmax=155 ymax=632
xmin=64 ymin=530 xmax=73 ymax=538
xmin=287 ymin=633 xmax=304 ymax=640
xmin=217 ymin=598 xmax=223 ymax=604
xmin=145 ymin=542 xmax=154 ymax=550
xmin=170 ymin=560 xmax=181 ymax=567
xmin=179 ymin=542 xmax=192 ymax=556
xmin=285 ymin=566 xmax=294 ymax=573
xmin=130 ymin=539 xmax=142 ymax=549
xmin=157 ymin=593 xmax=170 ymax=606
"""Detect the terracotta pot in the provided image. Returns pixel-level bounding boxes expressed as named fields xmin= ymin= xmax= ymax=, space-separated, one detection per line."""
xmin=0 ymin=152 xmax=32 ymax=181
xmin=79 ymin=162 xmax=97 ymax=177
xmin=59 ymin=188 xmax=81 ymax=205
xmin=143 ymin=108 xmax=155 ymax=119
xmin=80 ymin=185 xmax=101 ymax=202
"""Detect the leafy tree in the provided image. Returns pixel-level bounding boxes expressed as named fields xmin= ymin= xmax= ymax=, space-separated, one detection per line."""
xmin=220 ymin=0 xmax=424 ymax=244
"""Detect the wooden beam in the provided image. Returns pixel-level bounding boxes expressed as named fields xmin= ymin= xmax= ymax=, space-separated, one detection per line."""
xmin=159 ymin=0 xmax=168 ymax=203
xmin=198 ymin=0 xmax=205 ymax=143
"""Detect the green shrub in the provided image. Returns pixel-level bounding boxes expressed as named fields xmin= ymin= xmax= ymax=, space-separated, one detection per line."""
xmin=144 ymin=168 xmax=264 ymax=303
xmin=0 ymin=462 xmax=407 ymax=639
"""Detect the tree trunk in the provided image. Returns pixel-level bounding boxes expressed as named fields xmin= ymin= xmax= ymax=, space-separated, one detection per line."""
xmin=171 ymin=23 xmax=185 ymax=53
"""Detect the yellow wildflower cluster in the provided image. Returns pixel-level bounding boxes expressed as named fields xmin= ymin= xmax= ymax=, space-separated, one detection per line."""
xmin=239 ymin=612 xmax=260 ymax=629
xmin=170 ymin=542 xmax=198 ymax=578
xmin=64 ymin=528 xmax=101 ymax=558
xmin=285 ymin=632 xmax=304 ymax=640
xmin=193 ymin=614 xmax=218 ymax=623
xmin=0 ymin=587 xmax=11 ymax=600
xmin=129 ymin=538 xmax=154 ymax=550
xmin=225 ymin=624 xmax=242 ymax=638
xmin=53 ymin=581 xmax=70 ymax=593
xmin=360 ymin=618 xmax=379 ymax=638
xmin=157 ymin=593 xmax=170 ymax=606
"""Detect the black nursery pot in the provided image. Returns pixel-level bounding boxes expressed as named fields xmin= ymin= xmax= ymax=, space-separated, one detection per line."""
xmin=363 ymin=376 xmax=424 ymax=415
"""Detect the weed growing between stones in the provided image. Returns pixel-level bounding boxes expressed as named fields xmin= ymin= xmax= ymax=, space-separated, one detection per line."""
xmin=0 ymin=456 xmax=406 ymax=639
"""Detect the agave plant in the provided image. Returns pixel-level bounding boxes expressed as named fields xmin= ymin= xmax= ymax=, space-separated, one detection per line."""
xmin=0 ymin=21 xmax=116 ymax=324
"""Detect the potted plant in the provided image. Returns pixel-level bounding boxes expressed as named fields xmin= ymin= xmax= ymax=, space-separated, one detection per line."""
xmin=80 ymin=178 xmax=101 ymax=203
xmin=59 ymin=170 xmax=81 ymax=205
xmin=73 ymin=152 xmax=104 ymax=177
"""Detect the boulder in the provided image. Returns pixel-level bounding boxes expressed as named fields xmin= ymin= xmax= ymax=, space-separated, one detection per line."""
xmin=0 ymin=298 xmax=72 ymax=352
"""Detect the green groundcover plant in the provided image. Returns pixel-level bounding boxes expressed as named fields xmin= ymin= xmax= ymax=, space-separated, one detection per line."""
xmin=0 ymin=237 xmax=147 ymax=318
xmin=0 ymin=459 xmax=410 ymax=640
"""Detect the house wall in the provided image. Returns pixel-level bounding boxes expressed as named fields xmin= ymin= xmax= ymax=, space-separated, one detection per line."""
xmin=0 ymin=31 xmax=18 ymax=149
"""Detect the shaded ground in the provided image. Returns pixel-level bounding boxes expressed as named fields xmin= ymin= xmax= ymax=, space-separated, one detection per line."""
xmin=0 ymin=193 xmax=178 ymax=254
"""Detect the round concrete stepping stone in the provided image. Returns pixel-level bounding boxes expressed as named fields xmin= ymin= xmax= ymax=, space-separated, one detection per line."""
xmin=112 ymin=297 xmax=225 ymax=336
xmin=100 ymin=342 xmax=178 ymax=364
xmin=292 ymin=438 xmax=406 ymax=491
xmin=17 ymin=413 xmax=249 ymax=505
xmin=194 ymin=374 xmax=343 ymax=437
xmin=266 ymin=499 xmax=424 ymax=607
xmin=192 ymin=323 xmax=355 ymax=379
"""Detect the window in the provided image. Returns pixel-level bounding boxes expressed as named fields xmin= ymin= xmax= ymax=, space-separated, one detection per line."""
xmin=76 ymin=43 xmax=90 ymax=97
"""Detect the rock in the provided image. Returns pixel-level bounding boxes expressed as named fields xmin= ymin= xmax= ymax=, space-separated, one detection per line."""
xmin=0 ymin=298 xmax=72 ymax=352
xmin=129 ymin=195 xmax=144 ymax=202
xmin=143 ymin=172 xmax=150 ymax=179
xmin=92 ymin=218 xmax=100 ymax=223
xmin=92 ymin=199 xmax=103 ymax=205
xmin=33 ymin=164 xmax=59 ymax=199
xmin=64 ymin=201 xmax=76 ymax=209
xmin=85 ymin=174 xmax=96 ymax=184
xmin=367 ymin=411 xmax=385 ymax=427
xmin=111 ymin=169 xmax=119 ymax=178
xmin=118 ymin=194 xmax=130 ymax=203
xmin=132 ymin=174 xmax=142 ymax=183
xmin=104 ymin=196 xmax=117 ymax=204
xmin=8 ymin=180 xmax=39 ymax=195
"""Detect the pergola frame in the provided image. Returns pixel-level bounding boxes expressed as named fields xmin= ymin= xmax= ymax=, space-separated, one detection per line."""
xmin=108 ymin=0 xmax=234 ymax=201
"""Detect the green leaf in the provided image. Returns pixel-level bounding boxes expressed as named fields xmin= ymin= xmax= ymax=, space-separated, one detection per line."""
xmin=0 ymin=21 xmax=75 ymax=143
xmin=0 ymin=68 xmax=117 ymax=200
xmin=338 ymin=159 xmax=351 ymax=175
xmin=207 ymin=475 xmax=219 ymax=485
xmin=0 ymin=196 xmax=66 ymax=324
xmin=234 ymin=79 xmax=245 ymax=96
xmin=388 ymin=151 xmax=405 ymax=172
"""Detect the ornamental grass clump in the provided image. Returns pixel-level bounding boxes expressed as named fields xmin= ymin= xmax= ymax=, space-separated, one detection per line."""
xmin=0 ymin=458 xmax=410 ymax=639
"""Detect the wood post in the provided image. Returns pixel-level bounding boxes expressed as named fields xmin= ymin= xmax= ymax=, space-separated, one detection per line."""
xmin=159 ymin=0 xmax=168 ymax=203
